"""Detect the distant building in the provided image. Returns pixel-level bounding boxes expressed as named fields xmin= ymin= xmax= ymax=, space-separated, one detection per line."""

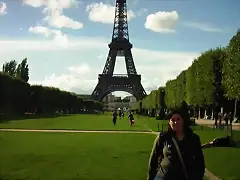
xmin=103 ymin=93 xmax=115 ymax=104
xmin=114 ymin=96 xmax=122 ymax=102
xmin=129 ymin=96 xmax=137 ymax=107
xmin=103 ymin=94 xmax=137 ymax=110
xmin=129 ymin=96 xmax=137 ymax=103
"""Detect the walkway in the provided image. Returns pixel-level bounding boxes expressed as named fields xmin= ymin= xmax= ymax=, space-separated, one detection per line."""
xmin=205 ymin=169 xmax=221 ymax=180
xmin=196 ymin=119 xmax=240 ymax=131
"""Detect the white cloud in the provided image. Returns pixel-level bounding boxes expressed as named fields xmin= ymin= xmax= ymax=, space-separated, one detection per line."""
xmin=0 ymin=36 xmax=199 ymax=96
xmin=23 ymin=0 xmax=83 ymax=29
xmin=0 ymin=2 xmax=7 ymax=15
xmin=22 ymin=0 xmax=46 ymax=7
xmin=28 ymin=26 xmax=68 ymax=47
xmin=30 ymin=64 xmax=98 ymax=94
xmin=137 ymin=8 xmax=148 ymax=16
xmin=183 ymin=21 xmax=228 ymax=33
xmin=0 ymin=37 xmax=108 ymax=53
xmin=68 ymin=64 xmax=92 ymax=75
xmin=145 ymin=11 xmax=179 ymax=33
xmin=86 ymin=2 xmax=135 ymax=24
xmin=22 ymin=0 xmax=79 ymax=9
xmin=43 ymin=14 xmax=83 ymax=29
xmin=29 ymin=26 xmax=53 ymax=37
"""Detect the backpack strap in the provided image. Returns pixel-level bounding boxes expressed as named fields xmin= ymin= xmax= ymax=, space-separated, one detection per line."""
xmin=172 ymin=137 xmax=189 ymax=180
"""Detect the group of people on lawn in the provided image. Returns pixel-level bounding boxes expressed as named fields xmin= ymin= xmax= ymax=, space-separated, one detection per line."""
xmin=112 ymin=110 xmax=135 ymax=126
xmin=214 ymin=111 xmax=234 ymax=128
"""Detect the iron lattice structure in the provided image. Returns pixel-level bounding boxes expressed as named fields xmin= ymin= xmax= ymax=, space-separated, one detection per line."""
xmin=90 ymin=0 xmax=146 ymax=101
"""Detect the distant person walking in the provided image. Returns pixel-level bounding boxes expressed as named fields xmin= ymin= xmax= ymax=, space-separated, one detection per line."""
xmin=113 ymin=110 xmax=118 ymax=126
xmin=128 ymin=112 xmax=135 ymax=126
xmin=119 ymin=111 xmax=122 ymax=119
xmin=229 ymin=112 xmax=233 ymax=124
xmin=223 ymin=113 xmax=229 ymax=128
xmin=214 ymin=111 xmax=218 ymax=128
xmin=218 ymin=112 xmax=223 ymax=128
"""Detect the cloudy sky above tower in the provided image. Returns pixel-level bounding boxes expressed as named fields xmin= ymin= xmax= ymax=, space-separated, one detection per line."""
xmin=0 ymin=0 xmax=239 ymax=97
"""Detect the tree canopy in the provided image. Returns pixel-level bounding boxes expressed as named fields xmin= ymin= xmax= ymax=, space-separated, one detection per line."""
xmin=133 ymin=30 xmax=240 ymax=118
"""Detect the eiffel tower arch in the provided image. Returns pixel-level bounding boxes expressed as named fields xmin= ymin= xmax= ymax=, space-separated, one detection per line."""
xmin=90 ymin=0 xmax=146 ymax=102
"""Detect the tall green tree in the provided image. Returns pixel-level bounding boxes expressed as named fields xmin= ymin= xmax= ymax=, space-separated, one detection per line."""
xmin=2 ymin=60 xmax=17 ymax=76
xmin=165 ymin=79 xmax=177 ymax=108
xmin=186 ymin=60 xmax=201 ymax=107
xmin=16 ymin=58 xmax=29 ymax=82
xmin=223 ymin=30 xmax=240 ymax=100
xmin=185 ymin=64 xmax=196 ymax=106
xmin=175 ymin=70 xmax=187 ymax=106
xmin=196 ymin=50 xmax=216 ymax=106
xmin=158 ymin=87 xmax=166 ymax=119
xmin=212 ymin=47 xmax=227 ymax=110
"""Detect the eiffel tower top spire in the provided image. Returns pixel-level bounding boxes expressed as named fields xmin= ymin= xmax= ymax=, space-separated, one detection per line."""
xmin=111 ymin=0 xmax=130 ymax=42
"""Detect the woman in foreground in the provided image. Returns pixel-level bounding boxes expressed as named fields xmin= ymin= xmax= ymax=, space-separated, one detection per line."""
xmin=147 ymin=109 xmax=205 ymax=180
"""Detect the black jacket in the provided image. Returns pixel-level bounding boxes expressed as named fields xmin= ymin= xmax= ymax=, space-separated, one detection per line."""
xmin=148 ymin=128 xmax=205 ymax=180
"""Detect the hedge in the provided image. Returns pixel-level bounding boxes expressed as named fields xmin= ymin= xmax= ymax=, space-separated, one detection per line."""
xmin=0 ymin=72 xmax=103 ymax=119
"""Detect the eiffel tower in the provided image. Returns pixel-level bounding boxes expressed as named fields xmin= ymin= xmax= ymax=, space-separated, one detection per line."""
xmin=90 ymin=0 xmax=146 ymax=101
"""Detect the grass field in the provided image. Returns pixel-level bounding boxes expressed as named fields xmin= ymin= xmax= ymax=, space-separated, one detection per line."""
xmin=1 ymin=114 xmax=240 ymax=180
xmin=0 ymin=132 xmax=155 ymax=180
xmin=0 ymin=114 xmax=163 ymax=132
xmin=196 ymin=129 xmax=240 ymax=180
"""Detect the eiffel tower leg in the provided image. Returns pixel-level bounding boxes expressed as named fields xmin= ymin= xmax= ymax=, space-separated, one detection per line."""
xmin=124 ymin=49 xmax=137 ymax=75
xmin=91 ymin=79 xmax=108 ymax=102
xmin=130 ymin=78 xmax=147 ymax=99
xmin=102 ymin=50 xmax=117 ymax=75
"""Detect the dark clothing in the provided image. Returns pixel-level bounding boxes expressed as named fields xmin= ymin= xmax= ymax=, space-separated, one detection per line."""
xmin=113 ymin=118 xmax=116 ymax=125
xmin=113 ymin=112 xmax=117 ymax=125
xmin=128 ymin=114 xmax=134 ymax=120
xmin=213 ymin=136 xmax=231 ymax=147
xmin=148 ymin=128 xmax=205 ymax=180
xmin=113 ymin=112 xmax=117 ymax=118
xmin=228 ymin=113 xmax=233 ymax=124
xmin=213 ymin=112 xmax=218 ymax=120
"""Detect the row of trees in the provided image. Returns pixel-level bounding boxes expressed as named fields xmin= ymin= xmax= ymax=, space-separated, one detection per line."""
xmin=0 ymin=59 xmax=103 ymax=120
xmin=2 ymin=59 xmax=29 ymax=82
xmin=133 ymin=30 xmax=240 ymax=119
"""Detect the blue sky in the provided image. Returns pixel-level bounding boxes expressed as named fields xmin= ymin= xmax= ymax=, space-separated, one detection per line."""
xmin=0 ymin=0 xmax=239 ymax=97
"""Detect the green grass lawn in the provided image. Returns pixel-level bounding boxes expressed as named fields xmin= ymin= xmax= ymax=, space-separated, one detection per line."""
xmin=0 ymin=114 xmax=165 ymax=132
xmin=203 ymin=148 xmax=240 ymax=180
xmin=0 ymin=132 xmax=156 ymax=180
xmin=195 ymin=129 xmax=240 ymax=180
xmin=1 ymin=114 xmax=240 ymax=180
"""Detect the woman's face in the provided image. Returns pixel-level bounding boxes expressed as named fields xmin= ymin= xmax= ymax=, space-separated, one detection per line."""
xmin=169 ymin=113 xmax=184 ymax=132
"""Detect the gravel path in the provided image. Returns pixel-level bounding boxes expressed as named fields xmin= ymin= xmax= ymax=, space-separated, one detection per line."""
xmin=205 ymin=168 xmax=221 ymax=180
